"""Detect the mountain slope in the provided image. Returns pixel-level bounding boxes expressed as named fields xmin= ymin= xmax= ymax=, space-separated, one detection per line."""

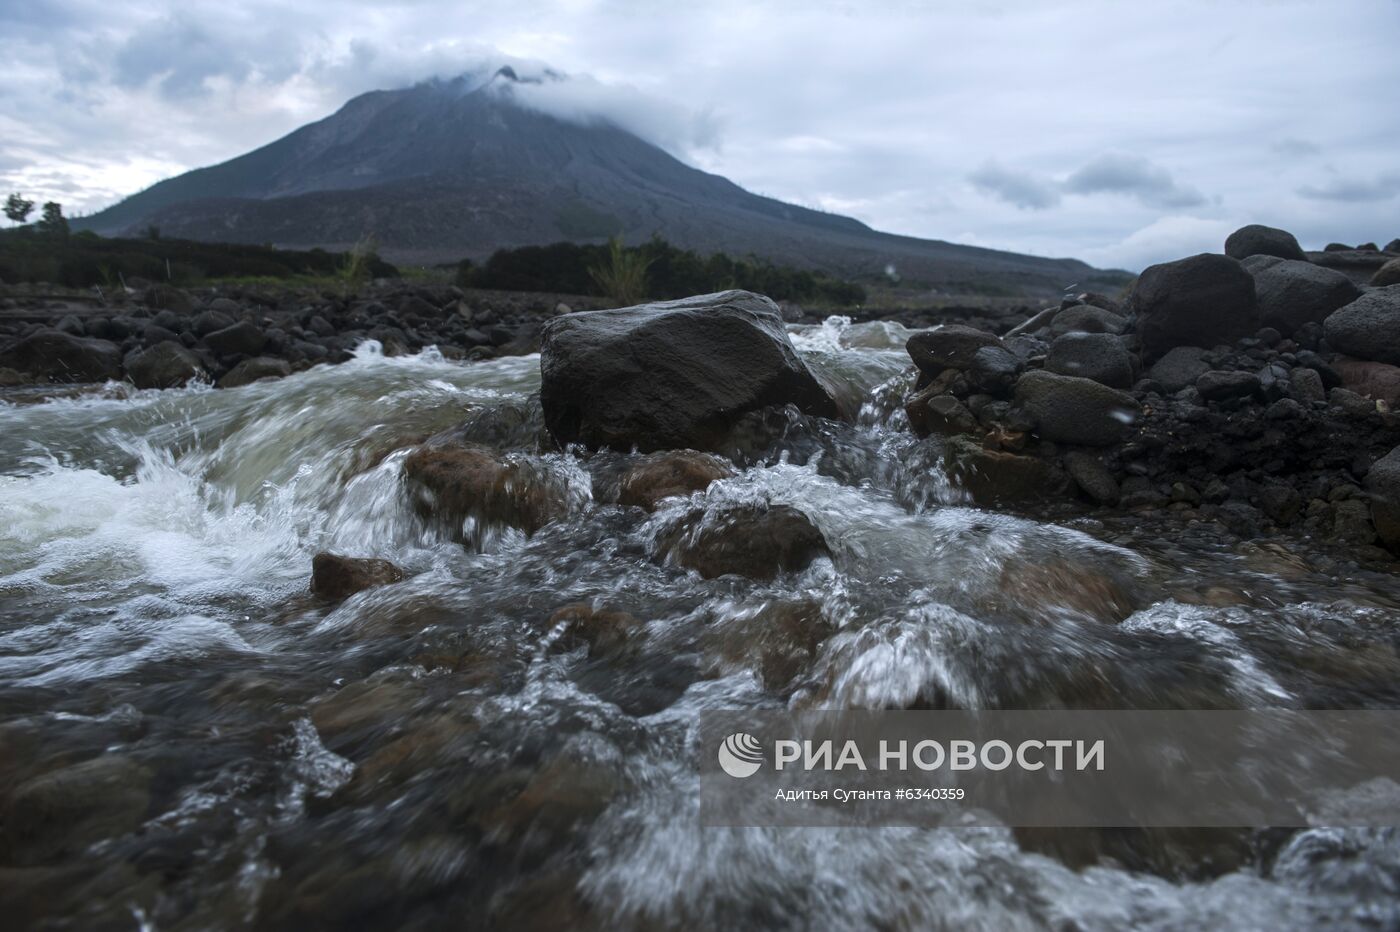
xmin=79 ymin=68 xmax=1124 ymax=296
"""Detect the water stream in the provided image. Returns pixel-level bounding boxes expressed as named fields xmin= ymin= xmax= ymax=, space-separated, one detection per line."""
xmin=3 ymin=319 xmax=1399 ymax=929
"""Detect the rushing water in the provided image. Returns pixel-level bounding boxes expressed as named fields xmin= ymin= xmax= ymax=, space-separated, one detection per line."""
xmin=3 ymin=319 xmax=1400 ymax=930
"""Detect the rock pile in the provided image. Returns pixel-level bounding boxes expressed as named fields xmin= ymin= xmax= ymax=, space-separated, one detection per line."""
xmin=898 ymin=224 xmax=1400 ymax=556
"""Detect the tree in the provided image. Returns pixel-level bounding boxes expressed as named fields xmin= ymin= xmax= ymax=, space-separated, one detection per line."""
xmin=588 ymin=236 xmax=652 ymax=306
xmin=37 ymin=201 xmax=69 ymax=238
xmin=4 ymin=193 xmax=34 ymax=226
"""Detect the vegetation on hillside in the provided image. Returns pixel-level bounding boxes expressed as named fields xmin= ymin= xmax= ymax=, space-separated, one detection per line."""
xmin=458 ymin=236 xmax=867 ymax=305
xmin=0 ymin=224 xmax=398 ymax=288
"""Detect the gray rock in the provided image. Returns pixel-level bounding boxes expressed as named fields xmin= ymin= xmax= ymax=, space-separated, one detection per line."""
xmin=1291 ymin=366 xmax=1326 ymax=403
xmin=206 ymin=297 xmax=242 ymax=316
xmin=1371 ymin=258 xmax=1400 ymax=287
xmin=1241 ymin=254 xmax=1285 ymax=274
xmin=1045 ymin=332 xmax=1133 ymax=388
xmin=967 ymin=345 xmax=1024 ymax=395
xmin=54 ymin=314 xmax=84 ymax=336
xmin=1013 ymin=369 xmax=1141 ymax=446
xmin=1322 ymin=287 xmax=1400 ymax=365
xmin=307 ymin=315 xmax=336 ymax=337
xmin=905 ymin=389 xmax=980 ymax=437
xmin=1063 ymin=451 xmax=1120 ymax=505
xmin=123 ymin=341 xmax=205 ymax=389
xmin=0 ymin=329 xmax=122 ymax=383
xmin=1147 ymin=346 xmax=1211 ymax=392
xmin=219 ymin=356 xmax=292 ymax=388
xmin=1050 ymin=305 xmax=1126 ymax=337
xmin=1196 ymin=370 xmax=1260 ymax=401
xmin=141 ymin=323 xmax=180 ymax=347
xmin=539 ymin=290 xmax=838 ymax=452
xmin=204 ymin=320 xmax=266 ymax=357
xmin=1128 ymin=254 xmax=1259 ymax=359
xmin=1251 ymin=259 xmax=1362 ymax=334
xmin=1225 ymin=224 xmax=1307 ymax=261
xmin=1005 ymin=306 xmax=1060 ymax=338
xmin=192 ymin=309 xmax=234 ymax=336
xmin=906 ymin=324 xmax=1003 ymax=377
xmin=1367 ymin=446 xmax=1400 ymax=550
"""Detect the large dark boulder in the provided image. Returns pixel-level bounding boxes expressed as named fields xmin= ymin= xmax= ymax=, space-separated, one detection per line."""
xmin=1127 ymin=254 xmax=1258 ymax=359
xmin=1014 ymin=370 xmax=1141 ymax=446
xmin=204 ymin=320 xmax=266 ymax=358
xmin=1045 ymin=333 xmax=1133 ymax=388
xmin=123 ymin=341 xmax=206 ymax=389
xmin=1250 ymin=259 xmax=1362 ymax=334
xmin=906 ymin=325 xmax=1003 ymax=377
xmin=539 ymin=291 xmax=837 ymax=452
xmin=1323 ymin=287 xmax=1400 ymax=365
xmin=1224 ymin=224 xmax=1307 ymax=261
xmin=0 ymin=329 xmax=122 ymax=383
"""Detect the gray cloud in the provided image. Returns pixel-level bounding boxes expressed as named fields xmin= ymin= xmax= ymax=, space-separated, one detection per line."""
xmin=1297 ymin=172 xmax=1400 ymax=202
xmin=1063 ymin=153 xmax=1206 ymax=208
xmin=2 ymin=0 xmax=1398 ymax=271
xmin=968 ymin=161 xmax=1061 ymax=210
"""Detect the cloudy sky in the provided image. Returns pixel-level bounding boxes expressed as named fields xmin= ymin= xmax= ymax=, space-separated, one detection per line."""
xmin=3 ymin=0 xmax=1398 ymax=270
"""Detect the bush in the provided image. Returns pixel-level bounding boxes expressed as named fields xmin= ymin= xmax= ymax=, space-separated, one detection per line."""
xmin=0 ymin=230 xmax=399 ymax=287
xmin=458 ymin=236 xmax=865 ymax=305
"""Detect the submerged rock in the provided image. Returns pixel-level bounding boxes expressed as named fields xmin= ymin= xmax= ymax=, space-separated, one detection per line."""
xmin=654 ymin=501 xmax=830 ymax=579
xmin=1128 ymin=254 xmax=1258 ymax=359
xmin=310 ymin=553 xmax=405 ymax=600
xmin=0 ymin=329 xmax=122 ymax=383
xmin=402 ymin=442 xmax=564 ymax=537
xmin=539 ymin=290 xmax=837 ymax=452
xmin=618 ymin=450 xmax=735 ymax=511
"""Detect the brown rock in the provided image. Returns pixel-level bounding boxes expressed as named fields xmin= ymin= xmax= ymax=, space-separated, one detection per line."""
xmin=1371 ymin=258 xmax=1400 ymax=287
xmin=548 ymin=604 xmax=642 ymax=653
xmin=310 ymin=552 xmax=405 ymax=600
xmin=655 ymin=502 xmax=830 ymax=579
xmin=904 ymin=386 xmax=981 ymax=438
xmin=402 ymin=442 xmax=561 ymax=536
xmin=1334 ymin=359 xmax=1400 ymax=406
xmin=944 ymin=437 xmax=1070 ymax=505
xmin=618 ymin=450 xmax=735 ymax=510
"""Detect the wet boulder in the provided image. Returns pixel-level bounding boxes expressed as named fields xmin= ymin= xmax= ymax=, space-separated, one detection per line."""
xmin=219 ymin=356 xmax=292 ymax=388
xmin=0 ymin=329 xmax=122 ymax=383
xmin=966 ymin=345 xmax=1024 ymax=395
xmin=618 ymin=450 xmax=735 ymax=511
xmin=204 ymin=320 xmax=266 ymax=358
xmin=654 ymin=501 xmax=830 ymax=579
xmin=1063 ymin=451 xmax=1121 ymax=505
xmin=1367 ymin=446 xmax=1400 ymax=551
xmin=547 ymin=603 xmax=642 ymax=654
xmin=1323 ymin=287 xmax=1400 ymax=365
xmin=402 ymin=440 xmax=567 ymax=538
xmin=905 ymin=389 xmax=981 ymax=438
xmin=1224 ymin=224 xmax=1307 ymax=261
xmin=906 ymin=325 xmax=1003 ymax=378
xmin=1127 ymin=254 xmax=1258 ymax=359
xmin=1250 ymin=259 xmax=1362 ymax=334
xmin=1014 ymin=370 xmax=1141 ymax=446
xmin=1 ymin=755 xmax=151 ymax=865
xmin=1045 ymin=333 xmax=1133 ymax=388
xmin=123 ymin=340 xmax=206 ymax=389
xmin=944 ymin=436 xmax=1071 ymax=505
xmin=310 ymin=553 xmax=405 ymax=601
xmin=539 ymin=290 xmax=837 ymax=452
xmin=143 ymin=284 xmax=195 ymax=313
